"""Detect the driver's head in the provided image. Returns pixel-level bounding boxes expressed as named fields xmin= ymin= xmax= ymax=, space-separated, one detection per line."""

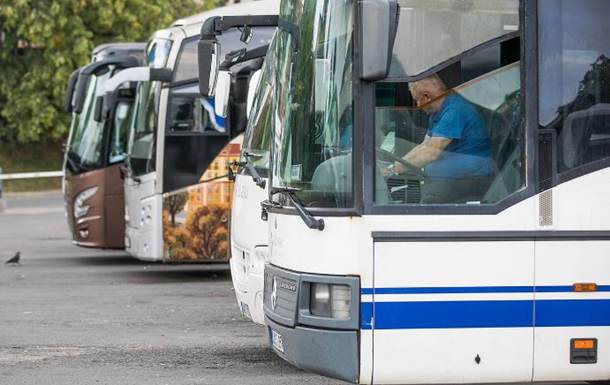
xmin=409 ymin=74 xmax=447 ymax=115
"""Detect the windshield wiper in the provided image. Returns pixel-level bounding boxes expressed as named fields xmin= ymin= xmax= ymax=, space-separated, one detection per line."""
xmin=64 ymin=154 xmax=83 ymax=174
xmin=267 ymin=186 xmax=325 ymax=231
xmin=233 ymin=151 xmax=265 ymax=188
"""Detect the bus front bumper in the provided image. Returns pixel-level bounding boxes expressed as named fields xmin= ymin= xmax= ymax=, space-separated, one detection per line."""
xmin=265 ymin=316 xmax=359 ymax=383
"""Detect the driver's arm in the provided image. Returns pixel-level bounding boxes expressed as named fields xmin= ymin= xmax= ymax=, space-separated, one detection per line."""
xmin=395 ymin=135 xmax=452 ymax=173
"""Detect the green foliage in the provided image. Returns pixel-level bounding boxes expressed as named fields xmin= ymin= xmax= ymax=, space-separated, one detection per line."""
xmin=0 ymin=0 xmax=210 ymax=145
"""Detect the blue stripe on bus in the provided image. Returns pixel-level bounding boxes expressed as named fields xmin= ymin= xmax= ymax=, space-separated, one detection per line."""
xmin=361 ymin=285 xmax=610 ymax=295
xmin=361 ymin=299 xmax=610 ymax=330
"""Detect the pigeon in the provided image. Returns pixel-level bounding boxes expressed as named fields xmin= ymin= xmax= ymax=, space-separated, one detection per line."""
xmin=6 ymin=251 xmax=21 ymax=266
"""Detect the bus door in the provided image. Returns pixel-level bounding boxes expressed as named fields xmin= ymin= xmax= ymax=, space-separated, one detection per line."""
xmin=533 ymin=1 xmax=610 ymax=381
xmin=371 ymin=236 xmax=535 ymax=384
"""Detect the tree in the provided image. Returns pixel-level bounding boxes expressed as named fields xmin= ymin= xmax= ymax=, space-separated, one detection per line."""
xmin=0 ymin=0 xmax=210 ymax=145
xmin=186 ymin=203 xmax=229 ymax=260
xmin=163 ymin=191 xmax=189 ymax=227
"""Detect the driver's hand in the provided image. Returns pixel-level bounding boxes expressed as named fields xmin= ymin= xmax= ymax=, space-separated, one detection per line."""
xmin=394 ymin=161 xmax=407 ymax=175
xmin=381 ymin=165 xmax=393 ymax=177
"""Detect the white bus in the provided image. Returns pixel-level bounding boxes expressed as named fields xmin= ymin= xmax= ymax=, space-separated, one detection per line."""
xmin=258 ymin=0 xmax=610 ymax=383
xmin=97 ymin=1 xmax=278 ymax=262
xmin=198 ymin=16 xmax=280 ymax=324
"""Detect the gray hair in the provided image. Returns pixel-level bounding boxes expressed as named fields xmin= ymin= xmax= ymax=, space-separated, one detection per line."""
xmin=409 ymin=74 xmax=447 ymax=96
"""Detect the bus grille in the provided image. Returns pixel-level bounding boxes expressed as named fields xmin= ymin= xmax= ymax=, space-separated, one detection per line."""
xmin=264 ymin=265 xmax=299 ymax=327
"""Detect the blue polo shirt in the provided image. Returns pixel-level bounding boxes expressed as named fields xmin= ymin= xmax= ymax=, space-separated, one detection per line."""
xmin=424 ymin=94 xmax=494 ymax=179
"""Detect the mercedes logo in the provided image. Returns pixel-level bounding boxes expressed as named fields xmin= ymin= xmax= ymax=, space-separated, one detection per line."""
xmin=271 ymin=276 xmax=278 ymax=310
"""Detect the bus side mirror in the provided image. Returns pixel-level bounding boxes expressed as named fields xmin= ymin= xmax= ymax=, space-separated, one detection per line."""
xmin=199 ymin=40 xmax=221 ymax=97
xmin=198 ymin=17 xmax=222 ymax=97
xmin=94 ymin=96 xmax=104 ymax=122
xmin=65 ymin=68 xmax=81 ymax=114
xmin=214 ymin=70 xmax=231 ymax=119
xmin=358 ymin=0 xmax=399 ymax=81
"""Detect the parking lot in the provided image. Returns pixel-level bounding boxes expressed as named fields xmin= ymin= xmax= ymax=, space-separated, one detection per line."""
xmin=0 ymin=191 xmax=344 ymax=385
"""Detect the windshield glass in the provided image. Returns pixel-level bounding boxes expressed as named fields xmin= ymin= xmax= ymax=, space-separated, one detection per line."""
xmin=271 ymin=0 xmax=354 ymax=208
xmin=242 ymin=33 xmax=279 ymax=175
xmin=127 ymin=39 xmax=171 ymax=177
xmin=390 ymin=0 xmax=519 ymax=78
xmin=66 ymin=70 xmax=112 ymax=173
xmin=108 ymin=100 xmax=134 ymax=164
xmin=129 ymin=81 xmax=161 ymax=177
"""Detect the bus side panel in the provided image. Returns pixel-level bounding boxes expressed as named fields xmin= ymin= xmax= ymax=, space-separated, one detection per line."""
xmin=533 ymin=241 xmax=610 ymax=382
xmin=371 ymin=241 xmax=534 ymax=384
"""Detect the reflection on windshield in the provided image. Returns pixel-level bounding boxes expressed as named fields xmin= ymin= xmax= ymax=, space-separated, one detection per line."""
xmin=272 ymin=0 xmax=354 ymax=208
xmin=66 ymin=71 xmax=111 ymax=173
xmin=390 ymin=0 xmax=519 ymax=78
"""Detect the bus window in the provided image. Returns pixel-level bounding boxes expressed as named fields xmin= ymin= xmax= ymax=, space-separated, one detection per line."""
xmin=375 ymin=43 xmax=524 ymax=205
xmin=108 ymin=101 xmax=134 ymax=164
xmin=539 ymin=0 xmax=610 ymax=175
xmin=390 ymin=0 xmax=519 ymax=78
xmin=167 ymin=84 xmax=225 ymax=133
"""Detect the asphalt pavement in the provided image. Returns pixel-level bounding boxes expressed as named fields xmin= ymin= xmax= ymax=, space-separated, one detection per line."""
xmin=0 ymin=191 xmax=344 ymax=385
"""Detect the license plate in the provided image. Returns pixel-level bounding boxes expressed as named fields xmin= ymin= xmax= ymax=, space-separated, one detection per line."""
xmin=270 ymin=328 xmax=284 ymax=353
xmin=240 ymin=302 xmax=252 ymax=320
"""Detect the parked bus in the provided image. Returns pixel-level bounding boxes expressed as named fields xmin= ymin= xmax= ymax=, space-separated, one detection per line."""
xmin=63 ymin=43 xmax=145 ymax=248
xmin=99 ymin=0 xmax=279 ymax=262
xmin=240 ymin=0 xmax=610 ymax=383
xmin=199 ymin=19 xmax=279 ymax=324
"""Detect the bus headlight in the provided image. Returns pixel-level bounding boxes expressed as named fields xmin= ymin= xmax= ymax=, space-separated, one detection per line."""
xmin=310 ymin=283 xmax=351 ymax=319
xmin=74 ymin=186 xmax=98 ymax=218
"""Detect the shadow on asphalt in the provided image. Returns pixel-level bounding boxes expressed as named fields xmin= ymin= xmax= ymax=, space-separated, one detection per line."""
xmin=106 ymin=265 xmax=232 ymax=284
xmin=69 ymin=254 xmax=141 ymax=266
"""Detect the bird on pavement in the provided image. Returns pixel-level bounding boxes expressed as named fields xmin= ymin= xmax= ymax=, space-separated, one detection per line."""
xmin=6 ymin=251 xmax=21 ymax=266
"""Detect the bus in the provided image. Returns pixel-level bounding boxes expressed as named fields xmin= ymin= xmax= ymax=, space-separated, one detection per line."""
xmin=199 ymin=18 xmax=279 ymax=324
xmin=63 ymin=43 xmax=145 ymax=248
xmin=256 ymin=0 xmax=610 ymax=383
xmin=99 ymin=0 xmax=279 ymax=262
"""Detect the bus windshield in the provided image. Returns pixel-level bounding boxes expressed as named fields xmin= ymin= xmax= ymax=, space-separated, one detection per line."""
xmin=271 ymin=0 xmax=354 ymax=208
xmin=241 ymin=33 xmax=278 ymax=175
xmin=127 ymin=38 xmax=171 ymax=177
xmin=66 ymin=71 xmax=112 ymax=174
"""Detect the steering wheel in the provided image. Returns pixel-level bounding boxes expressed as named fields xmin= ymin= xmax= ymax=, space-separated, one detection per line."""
xmin=376 ymin=148 xmax=424 ymax=176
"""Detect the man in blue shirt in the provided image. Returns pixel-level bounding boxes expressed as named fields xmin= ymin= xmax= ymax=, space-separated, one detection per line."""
xmin=395 ymin=75 xmax=495 ymax=203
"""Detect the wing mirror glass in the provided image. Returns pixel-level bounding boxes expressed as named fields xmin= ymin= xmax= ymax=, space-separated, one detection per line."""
xmin=198 ymin=40 xmax=220 ymax=97
xmin=359 ymin=0 xmax=399 ymax=81
xmin=214 ymin=70 xmax=232 ymax=119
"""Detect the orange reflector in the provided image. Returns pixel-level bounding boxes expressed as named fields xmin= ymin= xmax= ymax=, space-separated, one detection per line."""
xmin=573 ymin=283 xmax=597 ymax=292
xmin=574 ymin=340 xmax=595 ymax=349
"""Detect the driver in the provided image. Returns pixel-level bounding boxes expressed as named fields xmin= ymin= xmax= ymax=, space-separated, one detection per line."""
xmin=395 ymin=75 xmax=495 ymax=203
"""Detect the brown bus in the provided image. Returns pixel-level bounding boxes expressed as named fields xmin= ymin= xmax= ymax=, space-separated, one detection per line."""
xmin=63 ymin=43 xmax=145 ymax=248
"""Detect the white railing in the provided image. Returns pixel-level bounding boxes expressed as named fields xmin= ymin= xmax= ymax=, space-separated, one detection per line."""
xmin=0 ymin=170 xmax=63 ymax=180
xmin=0 ymin=169 xmax=63 ymax=212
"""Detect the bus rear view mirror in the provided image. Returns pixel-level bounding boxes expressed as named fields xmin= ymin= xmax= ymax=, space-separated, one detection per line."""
xmin=240 ymin=25 xmax=253 ymax=44
xmin=94 ymin=96 xmax=104 ymax=122
xmin=65 ymin=68 xmax=81 ymax=114
xmin=215 ymin=70 xmax=232 ymax=119
xmin=199 ymin=40 xmax=220 ymax=97
xmin=358 ymin=0 xmax=400 ymax=81
xmin=198 ymin=17 xmax=222 ymax=97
